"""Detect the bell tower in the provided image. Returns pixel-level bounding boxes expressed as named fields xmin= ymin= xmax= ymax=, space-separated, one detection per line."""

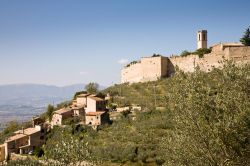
xmin=197 ymin=30 xmax=207 ymax=49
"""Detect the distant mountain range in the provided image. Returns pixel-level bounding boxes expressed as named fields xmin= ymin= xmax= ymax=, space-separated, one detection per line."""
xmin=0 ymin=83 xmax=87 ymax=106
xmin=0 ymin=83 xmax=105 ymax=127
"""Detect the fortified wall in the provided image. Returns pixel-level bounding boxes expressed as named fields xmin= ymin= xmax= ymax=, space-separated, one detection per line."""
xmin=121 ymin=56 xmax=169 ymax=83
xmin=121 ymin=43 xmax=250 ymax=84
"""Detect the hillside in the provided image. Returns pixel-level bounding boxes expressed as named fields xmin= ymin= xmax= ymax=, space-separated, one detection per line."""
xmin=4 ymin=62 xmax=249 ymax=166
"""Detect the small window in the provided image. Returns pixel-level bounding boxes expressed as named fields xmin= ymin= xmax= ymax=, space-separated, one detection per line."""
xmin=203 ymin=34 xmax=206 ymax=40
xmin=40 ymin=136 xmax=44 ymax=140
xmin=199 ymin=34 xmax=200 ymax=41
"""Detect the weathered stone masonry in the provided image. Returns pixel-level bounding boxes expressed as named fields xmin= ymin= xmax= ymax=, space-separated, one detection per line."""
xmin=121 ymin=43 xmax=250 ymax=84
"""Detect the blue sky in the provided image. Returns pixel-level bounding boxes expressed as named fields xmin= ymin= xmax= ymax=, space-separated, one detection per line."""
xmin=0 ymin=0 xmax=249 ymax=86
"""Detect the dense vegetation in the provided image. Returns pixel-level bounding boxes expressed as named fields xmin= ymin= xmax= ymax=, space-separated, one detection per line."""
xmin=4 ymin=62 xmax=250 ymax=166
xmin=180 ymin=48 xmax=212 ymax=58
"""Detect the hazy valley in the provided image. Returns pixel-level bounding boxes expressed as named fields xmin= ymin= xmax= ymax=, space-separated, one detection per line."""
xmin=0 ymin=83 xmax=88 ymax=129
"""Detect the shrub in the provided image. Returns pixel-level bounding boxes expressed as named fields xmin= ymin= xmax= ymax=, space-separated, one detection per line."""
xmin=193 ymin=48 xmax=212 ymax=58
xmin=180 ymin=50 xmax=191 ymax=57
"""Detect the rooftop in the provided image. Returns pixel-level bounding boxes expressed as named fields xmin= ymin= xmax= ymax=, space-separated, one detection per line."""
xmin=86 ymin=111 xmax=106 ymax=116
xmin=88 ymin=96 xmax=104 ymax=101
xmin=77 ymin=93 xmax=91 ymax=97
xmin=54 ymin=107 xmax=72 ymax=115
xmin=6 ymin=127 xmax=40 ymax=142
xmin=69 ymin=105 xmax=85 ymax=110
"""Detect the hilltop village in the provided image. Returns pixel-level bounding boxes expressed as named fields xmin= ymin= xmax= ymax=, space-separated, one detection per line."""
xmin=0 ymin=91 xmax=141 ymax=162
xmin=121 ymin=30 xmax=250 ymax=83
xmin=0 ymin=29 xmax=249 ymax=164
xmin=0 ymin=93 xmax=113 ymax=162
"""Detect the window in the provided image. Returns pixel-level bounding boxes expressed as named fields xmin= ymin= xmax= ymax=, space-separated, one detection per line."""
xmin=203 ymin=34 xmax=206 ymax=40
xmin=199 ymin=34 xmax=200 ymax=41
xmin=40 ymin=136 xmax=44 ymax=140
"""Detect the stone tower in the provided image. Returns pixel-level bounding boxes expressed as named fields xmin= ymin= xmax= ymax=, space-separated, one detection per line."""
xmin=197 ymin=30 xmax=207 ymax=49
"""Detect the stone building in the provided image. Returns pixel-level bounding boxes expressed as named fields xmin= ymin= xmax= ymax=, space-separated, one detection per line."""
xmin=85 ymin=96 xmax=107 ymax=113
xmin=76 ymin=93 xmax=91 ymax=106
xmin=121 ymin=30 xmax=250 ymax=84
xmin=51 ymin=108 xmax=73 ymax=126
xmin=3 ymin=125 xmax=46 ymax=160
xmin=85 ymin=111 xmax=110 ymax=130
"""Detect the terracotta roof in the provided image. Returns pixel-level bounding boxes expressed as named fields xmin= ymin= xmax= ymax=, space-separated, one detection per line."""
xmin=5 ymin=127 xmax=40 ymax=142
xmin=77 ymin=93 xmax=91 ymax=97
xmin=70 ymin=105 xmax=85 ymax=110
xmin=86 ymin=111 xmax=106 ymax=116
xmin=88 ymin=96 xmax=104 ymax=101
xmin=54 ymin=108 xmax=72 ymax=115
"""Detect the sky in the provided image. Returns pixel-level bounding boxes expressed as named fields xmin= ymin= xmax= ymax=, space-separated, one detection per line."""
xmin=0 ymin=0 xmax=249 ymax=86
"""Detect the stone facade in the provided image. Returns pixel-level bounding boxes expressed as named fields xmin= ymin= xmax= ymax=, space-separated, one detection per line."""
xmin=51 ymin=108 xmax=73 ymax=126
xmin=0 ymin=144 xmax=5 ymax=162
xmin=4 ymin=125 xmax=46 ymax=160
xmin=121 ymin=44 xmax=250 ymax=84
xmin=121 ymin=56 xmax=169 ymax=83
xmin=76 ymin=93 xmax=90 ymax=106
xmin=85 ymin=111 xmax=109 ymax=130
xmin=85 ymin=96 xmax=106 ymax=113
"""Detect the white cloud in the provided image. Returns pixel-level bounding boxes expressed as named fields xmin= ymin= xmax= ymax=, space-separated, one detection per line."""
xmin=79 ymin=71 xmax=88 ymax=75
xmin=117 ymin=58 xmax=128 ymax=65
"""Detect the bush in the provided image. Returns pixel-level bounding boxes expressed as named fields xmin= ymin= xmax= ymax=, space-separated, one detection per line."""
xmin=193 ymin=48 xmax=212 ymax=58
xmin=180 ymin=50 xmax=191 ymax=57
xmin=34 ymin=147 xmax=44 ymax=157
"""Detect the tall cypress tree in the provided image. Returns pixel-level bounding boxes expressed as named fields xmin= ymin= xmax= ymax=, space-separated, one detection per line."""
xmin=240 ymin=27 xmax=250 ymax=46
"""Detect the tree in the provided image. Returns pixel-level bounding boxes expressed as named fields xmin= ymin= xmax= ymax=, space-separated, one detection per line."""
xmin=240 ymin=27 xmax=250 ymax=46
xmin=180 ymin=50 xmax=191 ymax=57
xmin=46 ymin=104 xmax=55 ymax=121
xmin=85 ymin=82 xmax=99 ymax=94
xmin=193 ymin=48 xmax=211 ymax=58
xmin=73 ymin=90 xmax=87 ymax=99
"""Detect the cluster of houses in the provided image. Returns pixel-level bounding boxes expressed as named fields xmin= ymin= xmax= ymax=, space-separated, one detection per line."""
xmin=0 ymin=92 xmax=110 ymax=162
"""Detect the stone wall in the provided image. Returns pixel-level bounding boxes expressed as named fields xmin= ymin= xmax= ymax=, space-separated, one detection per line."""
xmin=226 ymin=46 xmax=250 ymax=64
xmin=121 ymin=46 xmax=250 ymax=84
xmin=121 ymin=62 xmax=142 ymax=83
xmin=169 ymin=55 xmax=199 ymax=73
xmin=0 ymin=144 xmax=5 ymax=162
xmin=141 ymin=56 xmax=168 ymax=82
xmin=121 ymin=56 xmax=168 ymax=83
